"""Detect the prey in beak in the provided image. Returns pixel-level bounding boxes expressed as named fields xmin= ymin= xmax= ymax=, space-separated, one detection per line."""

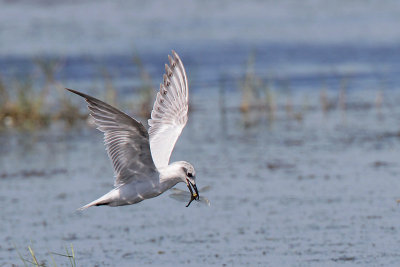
xmin=186 ymin=178 xmax=199 ymax=207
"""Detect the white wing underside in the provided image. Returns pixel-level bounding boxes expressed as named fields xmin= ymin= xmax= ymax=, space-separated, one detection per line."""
xmin=67 ymin=89 xmax=157 ymax=187
xmin=148 ymin=51 xmax=189 ymax=170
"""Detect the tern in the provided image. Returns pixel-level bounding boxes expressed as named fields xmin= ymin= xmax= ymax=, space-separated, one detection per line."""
xmin=67 ymin=51 xmax=199 ymax=209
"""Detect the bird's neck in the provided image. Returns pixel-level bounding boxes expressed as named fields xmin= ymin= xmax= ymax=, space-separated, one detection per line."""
xmin=159 ymin=177 xmax=180 ymax=193
xmin=158 ymin=164 xmax=185 ymax=190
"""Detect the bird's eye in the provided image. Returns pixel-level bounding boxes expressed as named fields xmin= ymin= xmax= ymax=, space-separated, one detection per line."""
xmin=187 ymin=173 xmax=193 ymax=177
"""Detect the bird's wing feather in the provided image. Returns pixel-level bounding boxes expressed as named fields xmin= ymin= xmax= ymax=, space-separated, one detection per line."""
xmin=148 ymin=51 xmax=189 ymax=170
xmin=66 ymin=88 xmax=157 ymax=186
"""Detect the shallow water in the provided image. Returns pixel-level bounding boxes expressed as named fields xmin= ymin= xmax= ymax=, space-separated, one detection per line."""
xmin=1 ymin=0 xmax=400 ymax=56
xmin=1 ymin=0 xmax=400 ymax=266
xmin=1 ymin=89 xmax=400 ymax=266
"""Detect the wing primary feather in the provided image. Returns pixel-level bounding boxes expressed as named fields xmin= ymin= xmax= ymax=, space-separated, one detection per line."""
xmin=66 ymin=88 xmax=157 ymax=186
xmin=172 ymin=51 xmax=188 ymax=100
xmin=147 ymin=51 xmax=189 ymax=169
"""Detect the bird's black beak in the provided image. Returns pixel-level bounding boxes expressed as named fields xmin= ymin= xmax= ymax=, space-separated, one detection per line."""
xmin=186 ymin=179 xmax=199 ymax=207
xmin=186 ymin=179 xmax=199 ymax=200
xmin=192 ymin=183 xmax=199 ymax=200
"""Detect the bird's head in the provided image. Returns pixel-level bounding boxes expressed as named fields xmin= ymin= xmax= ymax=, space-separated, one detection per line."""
xmin=176 ymin=161 xmax=199 ymax=201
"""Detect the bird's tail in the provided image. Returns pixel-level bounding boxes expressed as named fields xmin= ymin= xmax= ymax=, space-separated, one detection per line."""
xmin=77 ymin=202 xmax=95 ymax=211
xmin=77 ymin=193 xmax=113 ymax=211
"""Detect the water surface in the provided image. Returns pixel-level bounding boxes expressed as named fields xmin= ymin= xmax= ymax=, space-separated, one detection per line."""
xmin=1 ymin=1 xmax=400 ymax=266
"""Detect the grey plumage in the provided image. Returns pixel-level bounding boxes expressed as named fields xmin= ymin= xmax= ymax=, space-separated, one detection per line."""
xmin=67 ymin=89 xmax=157 ymax=186
xmin=66 ymin=51 xmax=199 ymax=209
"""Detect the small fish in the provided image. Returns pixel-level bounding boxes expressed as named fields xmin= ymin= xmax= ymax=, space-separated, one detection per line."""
xmin=169 ymin=186 xmax=211 ymax=207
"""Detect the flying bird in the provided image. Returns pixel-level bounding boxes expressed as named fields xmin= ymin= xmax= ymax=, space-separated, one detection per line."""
xmin=67 ymin=51 xmax=199 ymax=209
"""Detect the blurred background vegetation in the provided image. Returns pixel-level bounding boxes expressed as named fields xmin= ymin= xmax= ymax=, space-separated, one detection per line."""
xmin=0 ymin=0 xmax=398 ymax=131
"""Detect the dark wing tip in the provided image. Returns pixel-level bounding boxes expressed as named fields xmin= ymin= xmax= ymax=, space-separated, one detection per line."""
xmin=65 ymin=88 xmax=77 ymax=94
xmin=65 ymin=88 xmax=90 ymax=99
xmin=171 ymin=50 xmax=181 ymax=62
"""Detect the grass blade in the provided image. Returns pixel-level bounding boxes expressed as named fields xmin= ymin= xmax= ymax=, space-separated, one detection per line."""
xmin=14 ymin=244 xmax=28 ymax=267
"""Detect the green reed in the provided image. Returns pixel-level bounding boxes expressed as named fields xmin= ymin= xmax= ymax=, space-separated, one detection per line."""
xmin=16 ymin=244 xmax=76 ymax=267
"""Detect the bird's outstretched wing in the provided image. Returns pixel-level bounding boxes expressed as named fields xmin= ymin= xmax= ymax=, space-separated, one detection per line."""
xmin=148 ymin=51 xmax=189 ymax=170
xmin=66 ymin=88 xmax=157 ymax=186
